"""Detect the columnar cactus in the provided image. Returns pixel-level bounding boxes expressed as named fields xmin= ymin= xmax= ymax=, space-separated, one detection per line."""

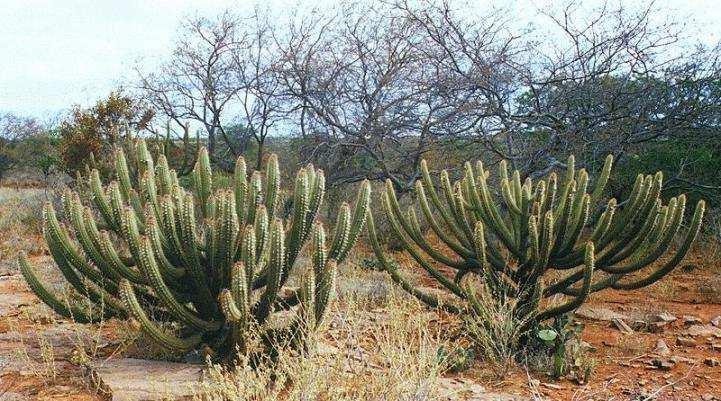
xmin=18 ymin=140 xmax=371 ymax=358
xmin=368 ymin=155 xmax=704 ymax=330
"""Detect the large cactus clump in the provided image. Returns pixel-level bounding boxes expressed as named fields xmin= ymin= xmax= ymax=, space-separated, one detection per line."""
xmin=368 ymin=155 xmax=704 ymax=330
xmin=18 ymin=140 xmax=370 ymax=358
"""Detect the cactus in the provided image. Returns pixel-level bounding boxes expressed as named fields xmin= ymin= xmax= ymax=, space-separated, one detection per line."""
xmin=18 ymin=141 xmax=371 ymax=359
xmin=368 ymin=155 xmax=705 ymax=331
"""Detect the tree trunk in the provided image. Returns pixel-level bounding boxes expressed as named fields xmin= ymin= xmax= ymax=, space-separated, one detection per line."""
xmin=255 ymin=138 xmax=265 ymax=171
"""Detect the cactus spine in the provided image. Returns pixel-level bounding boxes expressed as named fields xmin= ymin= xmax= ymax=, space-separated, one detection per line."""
xmin=19 ymin=140 xmax=371 ymax=359
xmin=369 ymin=155 xmax=705 ymax=329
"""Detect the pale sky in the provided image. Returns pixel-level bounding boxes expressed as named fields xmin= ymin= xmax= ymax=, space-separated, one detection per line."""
xmin=1 ymin=0 xmax=719 ymax=119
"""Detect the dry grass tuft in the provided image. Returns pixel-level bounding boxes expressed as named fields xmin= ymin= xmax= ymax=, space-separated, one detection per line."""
xmin=463 ymin=281 xmax=530 ymax=378
xmin=195 ymin=283 xmax=451 ymax=401
xmin=0 ymin=187 xmax=51 ymax=267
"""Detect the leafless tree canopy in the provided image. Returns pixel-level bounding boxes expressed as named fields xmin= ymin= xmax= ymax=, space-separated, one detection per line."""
xmin=136 ymin=0 xmax=721 ymax=195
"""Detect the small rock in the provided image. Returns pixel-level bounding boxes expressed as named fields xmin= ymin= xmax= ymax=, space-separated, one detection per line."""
xmin=683 ymin=315 xmax=703 ymax=326
xmin=676 ymin=337 xmax=698 ymax=347
xmin=634 ymin=320 xmax=667 ymax=333
xmin=683 ymin=324 xmax=721 ymax=338
xmin=578 ymin=340 xmax=597 ymax=353
xmin=575 ymin=306 xmax=630 ymax=322
xmin=0 ymin=392 xmax=29 ymax=401
xmin=612 ymin=318 xmax=634 ymax=334
xmin=702 ymin=394 xmax=715 ymax=401
xmin=654 ymin=312 xmax=677 ymax=323
xmin=704 ymin=357 xmax=720 ymax=367
xmin=651 ymin=358 xmax=675 ymax=371
xmin=711 ymin=343 xmax=721 ymax=352
xmin=654 ymin=339 xmax=671 ymax=356
xmin=669 ymin=355 xmax=695 ymax=364
xmin=711 ymin=316 xmax=721 ymax=327
xmin=87 ymin=358 xmax=203 ymax=401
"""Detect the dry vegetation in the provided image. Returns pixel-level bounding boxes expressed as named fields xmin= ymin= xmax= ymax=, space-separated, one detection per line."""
xmin=1 ymin=183 xmax=720 ymax=401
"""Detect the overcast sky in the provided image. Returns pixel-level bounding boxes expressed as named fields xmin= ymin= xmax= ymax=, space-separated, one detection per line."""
xmin=1 ymin=0 xmax=719 ymax=119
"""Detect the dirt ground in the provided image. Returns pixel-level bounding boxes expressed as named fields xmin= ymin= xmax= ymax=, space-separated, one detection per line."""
xmin=1 ymin=232 xmax=720 ymax=400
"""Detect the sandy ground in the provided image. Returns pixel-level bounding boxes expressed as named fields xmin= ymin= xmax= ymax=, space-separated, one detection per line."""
xmin=0 ymin=195 xmax=719 ymax=401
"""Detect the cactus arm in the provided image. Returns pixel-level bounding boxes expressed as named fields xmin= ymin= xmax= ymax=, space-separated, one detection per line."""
xmin=136 ymin=140 xmax=154 ymax=176
xmin=602 ymin=196 xmax=684 ymax=274
xmin=18 ymin=255 xmax=105 ymax=323
xmin=285 ymin=169 xmax=310 ymax=268
xmin=335 ymin=180 xmax=371 ymax=262
xmin=415 ymin=180 xmax=474 ymax=259
xmin=557 ymin=194 xmax=590 ymax=256
xmin=544 ymin=172 xmax=558 ymax=214
xmin=193 ymin=147 xmax=213 ymax=218
xmin=222 ymin=262 xmax=251 ymax=352
xmin=253 ymin=205 xmax=269 ymax=265
xmin=380 ymin=191 xmax=467 ymax=299
xmin=366 ymin=213 xmax=463 ymax=314
xmin=146 ymin=216 xmax=185 ymax=281
xmin=64 ymin=193 xmax=118 ymax=283
xmin=90 ymin=169 xmax=119 ymax=231
xmin=155 ymin=154 xmax=174 ymax=195
xmin=118 ymin=204 xmax=144 ymax=263
xmin=82 ymin=208 xmax=128 ymax=282
xmin=553 ymin=155 xmax=576 ymax=221
xmin=139 ymin=170 xmax=161 ymax=225
xmin=451 ymin=182 xmax=476 ymax=244
xmin=264 ymin=153 xmax=281 ymax=218
xmin=230 ymin=262 xmax=249 ymax=316
xmin=597 ymin=199 xmax=662 ymax=267
xmin=234 ymin=156 xmax=248 ymax=228
xmin=97 ymin=231 xmax=145 ymax=284
xmin=314 ymin=259 xmax=337 ymax=325
xmin=209 ymin=191 xmax=239 ymax=289
xmin=176 ymin=195 xmax=216 ymax=315
xmin=158 ymin=196 xmax=185 ymax=265
xmin=115 ymin=147 xmax=134 ymax=204
xmin=554 ymin=199 xmax=616 ymax=267
xmin=311 ymin=223 xmax=327 ymax=286
xmin=589 ymin=154 xmax=613 ymax=205
xmin=419 ymin=160 xmax=470 ymax=247
xmin=239 ymin=225 xmax=256 ymax=295
xmin=119 ymin=280 xmax=202 ymax=352
xmin=246 ymin=172 xmax=263 ymax=229
xmin=611 ymin=199 xmax=704 ymax=290
xmin=44 ymin=203 xmax=124 ymax=302
xmin=219 ymin=289 xmax=245 ymax=322
xmin=405 ymin=207 xmax=469 ymax=269
xmin=599 ymin=174 xmax=661 ymax=259
xmin=536 ymin=243 xmax=594 ymax=322
xmin=303 ymin=169 xmax=325 ymax=235
xmin=500 ymin=178 xmax=522 ymax=215
xmin=328 ymin=203 xmax=351 ymax=260
xmin=384 ymin=180 xmax=466 ymax=270
xmin=440 ymin=175 xmax=472 ymax=243
xmin=137 ymin=235 xmax=219 ymax=331
xmin=254 ymin=219 xmax=285 ymax=323
xmin=45 ymin=226 xmax=127 ymax=316
xmin=475 ymin=163 xmax=519 ymax=255
xmin=551 ymin=183 xmax=576 ymax=256
xmin=298 ymin=271 xmax=318 ymax=336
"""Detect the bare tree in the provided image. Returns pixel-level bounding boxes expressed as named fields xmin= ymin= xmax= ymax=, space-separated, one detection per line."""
xmin=137 ymin=12 xmax=240 ymax=161
xmin=277 ymin=2 xmax=516 ymax=191
xmin=229 ymin=8 xmax=286 ymax=170
xmin=393 ymin=0 xmax=721 ymax=184
xmin=0 ymin=113 xmax=48 ymax=181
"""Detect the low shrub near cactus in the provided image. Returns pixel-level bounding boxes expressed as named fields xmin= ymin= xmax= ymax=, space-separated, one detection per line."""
xmin=368 ymin=155 xmax=704 ymax=338
xmin=18 ymin=140 xmax=370 ymax=360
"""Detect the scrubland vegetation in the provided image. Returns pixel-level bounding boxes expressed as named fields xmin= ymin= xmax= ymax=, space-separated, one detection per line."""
xmin=1 ymin=1 xmax=721 ymax=400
